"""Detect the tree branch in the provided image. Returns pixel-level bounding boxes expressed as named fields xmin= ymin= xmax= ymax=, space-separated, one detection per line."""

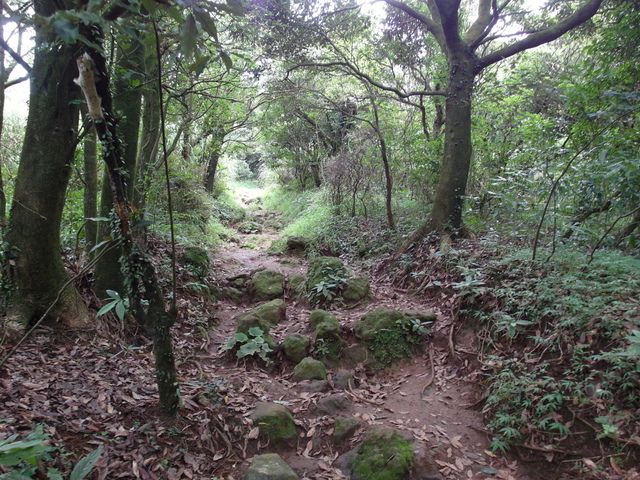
xmin=288 ymin=62 xmax=445 ymax=98
xmin=464 ymin=0 xmax=494 ymax=45
xmin=478 ymin=0 xmax=603 ymax=70
xmin=0 ymin=37 xmax=31 ymax=74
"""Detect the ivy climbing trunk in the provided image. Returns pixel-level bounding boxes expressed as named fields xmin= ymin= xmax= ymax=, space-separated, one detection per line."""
xmin=93 ymin=35 xmax=145 ymax=299
xmin=5 ymin=0 xmax=90 ymax=330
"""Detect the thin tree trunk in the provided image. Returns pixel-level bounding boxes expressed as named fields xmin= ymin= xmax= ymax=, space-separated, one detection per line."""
xmin=93 ymin=35 xmax=145 ymax=298
xmin=83 ymin=113 xmax=99 ymax=252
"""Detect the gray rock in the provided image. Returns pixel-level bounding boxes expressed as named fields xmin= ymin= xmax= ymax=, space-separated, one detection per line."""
xmin=281 ymin=334 xmax=311 ymax=363
xmin=333 ymin=415 xmax=361 ymax=445
xmin=243 ymin=453 xmax=299 ymax=480
xmin=249 ymin=403 xmax=297 ymax=445
xmin=315 ymin=393 xmax=350 ymax=415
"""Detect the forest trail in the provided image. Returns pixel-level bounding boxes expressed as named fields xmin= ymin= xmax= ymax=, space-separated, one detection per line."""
xmin=204 ymin=190 xmax=537 ymax=480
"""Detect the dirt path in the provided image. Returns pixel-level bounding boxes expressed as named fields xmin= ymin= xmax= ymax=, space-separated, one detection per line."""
xmin=204 ymin=201 xmax=536 ymax=480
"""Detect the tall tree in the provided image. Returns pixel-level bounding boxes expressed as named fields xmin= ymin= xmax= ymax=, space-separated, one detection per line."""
xmin=6 ymin=0 xmax=90 ymax=330
xmin=382 ymin=0 xmax=603 ymax=244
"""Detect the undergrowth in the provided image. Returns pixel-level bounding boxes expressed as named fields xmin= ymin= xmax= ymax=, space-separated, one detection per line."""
xmin=457 ymin=247 xmax=640 ymax=459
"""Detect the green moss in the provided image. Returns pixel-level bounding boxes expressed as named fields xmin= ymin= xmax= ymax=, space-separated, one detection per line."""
xmin=252 ymin=270 xmax=285 ymax=300
xmin=352 ymin=429 xmax=413 ymax=480
xmin=309 ymin=309 xmax=339 ymax=331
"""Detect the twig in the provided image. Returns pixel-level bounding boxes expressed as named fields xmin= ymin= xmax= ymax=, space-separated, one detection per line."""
xmin=346 ymin=379 xmax=384 ymax=405
xmin=421 ymin=343 xmax=435 ymax=395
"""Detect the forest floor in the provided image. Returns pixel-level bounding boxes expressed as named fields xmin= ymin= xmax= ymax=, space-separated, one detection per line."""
xmin=0 ymin=191 xmax=554 ymax=479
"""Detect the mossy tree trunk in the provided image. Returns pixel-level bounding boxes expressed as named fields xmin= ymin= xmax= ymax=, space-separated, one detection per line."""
xmin=5 ymin=0 xmax=90 ymax=330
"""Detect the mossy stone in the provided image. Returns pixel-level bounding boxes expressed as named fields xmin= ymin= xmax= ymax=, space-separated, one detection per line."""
xmin=403 ymin=310 xmax=437 ymax=323
xmin=237 ymin=220 xmax=263 ymax=234
xmin=243 ymin=454 xmax=299 ymax=480
xmin=250 ymin=402 xmax=297 ymax=445
xmin=281 ymin=334 xmax=311 ymax=363
xmin=342 ymin=276 xmax=372 ymax=304
xmin=237 ymin=299 xmax=286 ymax=330
xmin=333 ymin=369 xmax=355 ymax=390
xmin=354 ymin=308 xmax=406 ymax=342
xmin=286 ymin=235 xmax=308 ymax=252
xmin=333 ymin=415 xmax=361 ymax=445
xmin=309 ymin=309 xmax=339 ymax=331
xmin=351 ymin=428 xmax=414 ymax=480
xmin=292 ymin=357 xmax=327 ymax=381
xmin=252 ymin=270 xmax=285 ymax=300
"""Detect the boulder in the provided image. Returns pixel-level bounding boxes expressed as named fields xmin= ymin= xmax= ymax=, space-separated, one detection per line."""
xmin=309 ymin=309 xmax=339 ymax=331
xmin=281 ymin=334 xmax=311 ymax=363
xmin=306 ymin=256 xmax=348 ymax=305
xmin=336 ymin=427 xmax=414 ymax=480
xmin=252 ymin=270 xmax=285 ymax=300
xmin=354 ymin=308 xmax=406 ymax=342
xmin=315 ymin=393 xmax=350 ymax=416
xmin=236 ymin=299 xmax=286 ymax=333
xmin=285 ymin=236 xmax=308 ymax=252
xmin=243 ymin=453 xmax=299 ymax=480
xmin=250 ymin=403 xmax=297 ymax=445
xmin=292 ymin=357 xmax=327 ymax=381
xmin=333 ymin=415 xmax=361 ymax=445
xmin=342 ymin=276 xmax=372 ymax=305
xmin=332 ymin=369 xmax=355 ymax=390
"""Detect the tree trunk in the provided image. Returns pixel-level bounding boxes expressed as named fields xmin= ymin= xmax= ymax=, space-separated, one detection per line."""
xmin=204 ymin=131 xmax=225 ymax=193
xmin=93 ymin=36 xmax=144 ymax=299
xmin=427 ymin=54 xmax=475 ymax=234
xmin=5 ymin=0 xmax=90 ymax=330
xmin=134 ymin=50 xmax=161 ymax=210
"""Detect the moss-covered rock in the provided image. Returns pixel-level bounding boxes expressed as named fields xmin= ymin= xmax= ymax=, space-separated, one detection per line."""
xmin=350 ymin=428 xmax=414 ymax=480
xmin=287 ymin=274 xmax=307 ymax=299
xmin=292 ymin=357 xmax=327 ymax=381
xmin=243 ymin=454 xmax=299 ymax=480
xmin=181 ymin=245 xmax=210 ymax=279
xmin=286 ymin=236 xmax=308 ymax=252
xmin=354 ymin=308 xmax=406 ymax=342
xmin=281 ymin=334 xmax=311 ymax=363
xmin=342 ymin=276 xmax=372 ymax=305
xmin=252 ymin=270 xmax=285 ymax=300
xmin=309 ymin=309 xmax=339 ymax=331
xmin=250 ymin=402 xmax=297 ymax=445
xmin=237 ymin=299 xmax=286 ymax=331
xmin=237 ymin=220 xmax=263 ymax=234
xmin=354 ymin=308 xmax=432 ymax=368
xmin=333 ymin=415 xmax=361 ymax=445
xmin=310 ymin=311 xmax=346 ymax=365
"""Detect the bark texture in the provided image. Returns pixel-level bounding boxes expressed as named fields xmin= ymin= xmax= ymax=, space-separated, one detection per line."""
xmin=6 ymin=0 xmax=90 ymax=330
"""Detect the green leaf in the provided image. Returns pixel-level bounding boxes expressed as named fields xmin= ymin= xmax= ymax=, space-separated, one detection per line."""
xmin=238 ymin=342 xmax=260 ymax=357
xmin=97 ymin=301 xmax=117 ymax=317
xmin=219 ymin=50 xmax=233 ymax=71
xmin=193 ymin=9 xmax=219 ymax=43
xmin=247 ymin=327 xmax=264 ymax=337
xmin=105 ymin=290 xmax=122 ymax=301
xmin=69 ymin=446 xmax=102 ymax=480
xmin=180 ymin=13 xmax=198 ymax=59
xmin=115 ymin=301 xmax=126 ymax=320
xmin=52 ymin=19 xmax=79 ymax=44
xmin=140 ymin=0 xmax=159 ymax=15
xmin=224 ymin=0 xmax=245 ymax=15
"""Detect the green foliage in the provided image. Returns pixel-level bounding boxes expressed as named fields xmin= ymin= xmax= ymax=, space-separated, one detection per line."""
xmin=466 ymin=247 xmax=640 ymax=451
xmin=368 ymin=318 xmax=431 ymax=367
xmin=0 ymin=426 xmax=100 ymax=480
xmin=222 ymin=326 xmax=273 ymax=362
xmin=307 ymin=265 xmax=348 ymax=306
xmin=97 ymin=289 xmax=128 ymax=320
